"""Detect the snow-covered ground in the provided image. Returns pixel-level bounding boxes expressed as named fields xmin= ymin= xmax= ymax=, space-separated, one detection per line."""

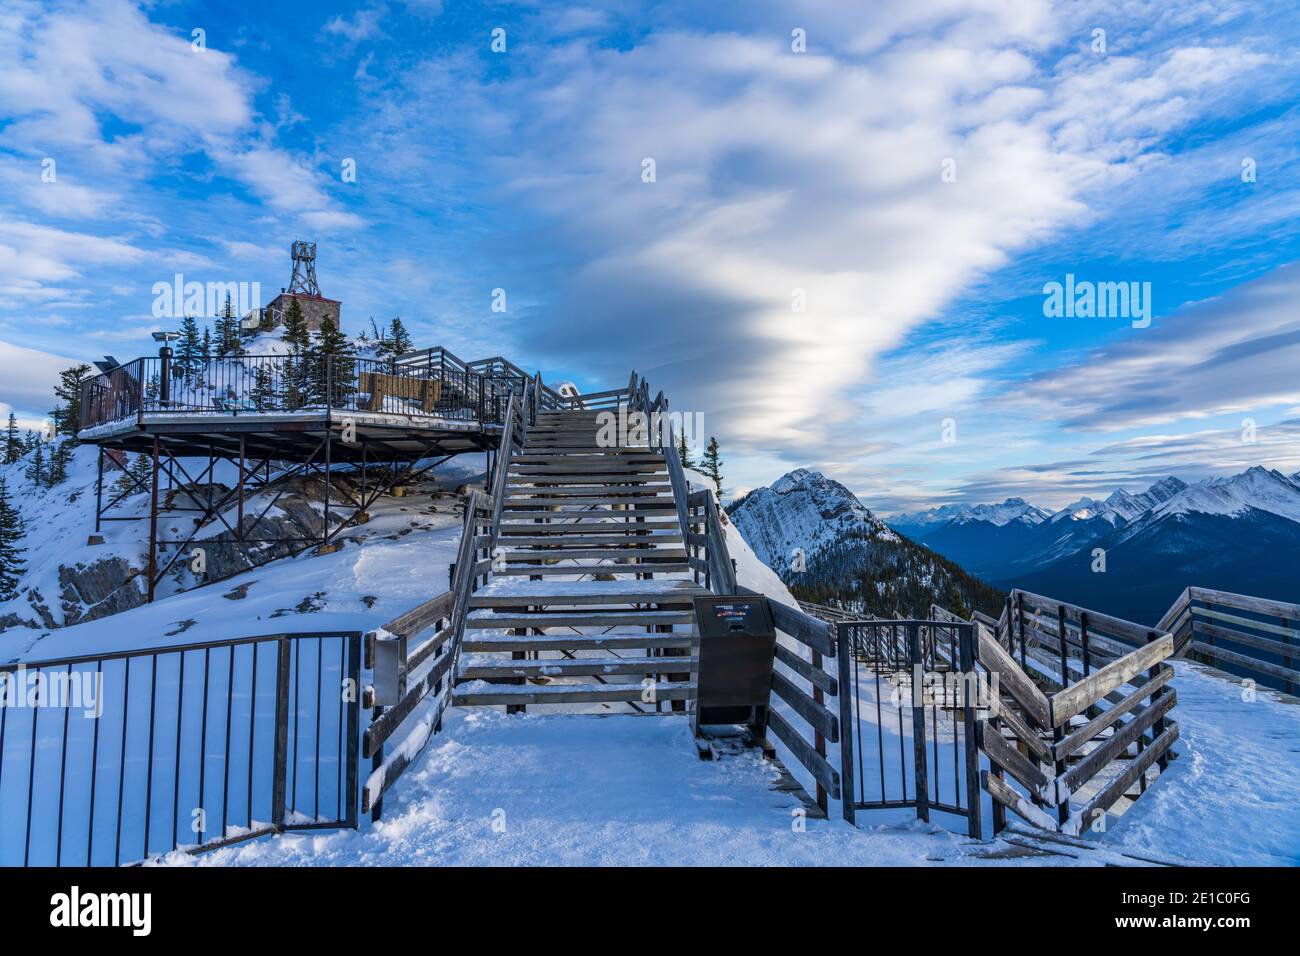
xmin=6 ymin=458 xmax=1300 ymax=867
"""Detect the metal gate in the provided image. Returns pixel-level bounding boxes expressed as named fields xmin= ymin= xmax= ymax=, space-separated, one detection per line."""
xmin=835 ymin=620 xmax=982 ymax=837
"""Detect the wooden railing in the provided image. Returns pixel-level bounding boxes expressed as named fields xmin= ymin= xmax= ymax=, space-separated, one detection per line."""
xmin=923 ymin=591 xmax=1180 ymax=837
xmin=1157 ymin=587 xmax=1300 ymax=694
xmin=359 ymin=384 xmax=532 ymax=818
xmin=763 ymin=597 xmax=843 ymax=817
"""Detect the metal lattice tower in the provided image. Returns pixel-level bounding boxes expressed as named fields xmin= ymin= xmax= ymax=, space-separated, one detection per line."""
xmin=288 ymin=240 xmax=321 ymax=296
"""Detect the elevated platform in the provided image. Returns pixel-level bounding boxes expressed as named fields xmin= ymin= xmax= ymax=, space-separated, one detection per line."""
xmin=79 ymin=408 xmax=500 ymax=462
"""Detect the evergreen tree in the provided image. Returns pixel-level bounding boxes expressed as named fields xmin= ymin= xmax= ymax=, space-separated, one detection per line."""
xmin=701 ymin=436 xmax=723 ymax=492
xmin=4 ymin=413 xmax=19 ymax=464
xmin=312 ymin=314 xmax=356 ymax=406
xmin=250 ymin=365 xmax=276 ymax=410
xmin=45 ymin=441 xmax=69 ymax=487
xmin=112 ymin=453 xmax=153 ymax=501
xmin=281 ymin=297 xmax=311 ymax=352
xmin=24 ymin=441 xmax=45 ymax=488
xmin=22 ymin=430 xmax=37 ymax=454
xmin=378 ymin=316 xmax=413 ymax=372
xmin=0 ymin=477 xmax=26 ymax=602
xmin=677 ymin=433 xmax=693 ymax=470
xmin=50 ymin=363 xmax=92 ymax=443
xmin=215 ymin=291 xmax=243 ymax=359
xmin=176 ymin=313 xmax=203 ymax=381
xmin=280 ymin=298 xmax=312 ymax=410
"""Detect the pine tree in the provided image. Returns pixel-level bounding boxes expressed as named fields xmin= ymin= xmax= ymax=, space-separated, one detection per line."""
xmin=45 ymin=441 xmax=69 ymax=487
xmin=312 ymin=314 xmax=356 ymax=406
xmin=215 ymin=291 xmax=243 ymax=359
xmin=677 ymin=433 xmax=693 ymax=470
xmin=281 ymin=297 xmax=310 ymax=352
xmin=3 ymin=413 xmax=19 ymax=464
xmin=50 ymin=363 xmax=92 ymax=443
xmin=378 ymin=316 xmax=413 ymax=372
xmin=701 ymin=436 xmax=723 ymax=493
xmin=25 ymin=441 xmax=45 ymax=488
xmin=176 ymin=313 xmax=203 ymax=381
xmin=0 ymin=477 xmax=26 ymax=602
xmin=281 ymin=298 xmax=312 ymax=410
xmin=250 ymin=365 xmax=276 ymax=410
xmin=112 ymin=453 xmax=153 ymax=501
xmin=22 ymin=430 xmax=37 ymax=454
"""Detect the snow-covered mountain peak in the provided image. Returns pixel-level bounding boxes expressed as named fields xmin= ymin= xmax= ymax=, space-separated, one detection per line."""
xmin=1153 ymin=466 xmax=1300 ymax=524
xmin=728 ymin=469 xmax=897 ymax=573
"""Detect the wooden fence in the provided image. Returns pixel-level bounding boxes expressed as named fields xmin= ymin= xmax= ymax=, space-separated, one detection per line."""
xmin=932 ymin=591 xmax=1180 ymax=837
xmin=1158 ymin=587 xmax=1300 ymax=695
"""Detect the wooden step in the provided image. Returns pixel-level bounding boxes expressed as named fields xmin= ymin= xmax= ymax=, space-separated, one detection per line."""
xmin=499 ymin=508 xmax=677 ymax=518
xmin=510 ymin=463 xmax=667 ymax=475
xmin=452 ymin=681 xmax=695 ymax=707
xmin=504 ymin=551 xmax=687 ymax=564
xmin=511 ymin=453 xmax=665 ymax=464
xmin=498 ymin=521 xmax=681 ymax=534
xmin=457 ymin=656 xmax=699 ymax=680
xmin=493 ymin=563 xmax=692 ymax=575
xmin=466 ymin=609 xmax=694 ymax=628
xmin=471 ymin=587 xmax=703 ymax=607
xmin=495 ymin=534 xmax=682 ymax=548
xmin=462 ymin=632 xmax=695 ymax=652
xmin=503 ymin=490 xmax=674 ymax=501
xmin=507 ymin=475 xmax=670 ymax=486
xmin=502 ymin=499 xmax=675 ymax=509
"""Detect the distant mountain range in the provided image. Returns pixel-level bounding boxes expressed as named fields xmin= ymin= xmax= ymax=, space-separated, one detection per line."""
xmin=888 ymin=466 xmax=1300 ymax=624
xmin=727 ymin=469 xmax=1005 ymax=619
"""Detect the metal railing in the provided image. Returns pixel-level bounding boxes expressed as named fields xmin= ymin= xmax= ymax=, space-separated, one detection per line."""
xmin=78 ymin=349 xmax=557 ymax=433
xmin=0 ymin=630 xmax=362 ymax=866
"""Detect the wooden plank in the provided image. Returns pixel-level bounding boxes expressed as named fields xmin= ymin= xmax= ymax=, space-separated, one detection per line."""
xmin=1189 ymin=587 xmax=1300 ymax=620
xmin=980 ymin=719 xmax=1051 ymax=800
xmin=453 ymin=682 xmax=695 ymax=706
xmin=405 ymin=626 xmax=453 ymax=674
xmin=769 ymin=600 xmax=836 ymax=657
xmin=978 ymin=628 xmax=1051 ymax=728
xmin=774 ymin=643 xmax=838 ymax=696
xmin=470 ymin=589 xmax=701 ymax=608
xmin=1058 ymin=690 xmax=1177 ymax=797
xmin=462 ymin=633 xmax=693 ymax=652
xmin=458 ymin=656 xmax=699 ymax=679
xmin=995 ymin=701 xmax=1053 ymax=763
xmin=1050 ymin=634 xmax=1172 ymax=726
xmin=1196 ymin=619 xmax=1300 ymax=658
xmin=1188 ymin=641 xmax=1300 ymax=685
xmin=765 ymin=708 xmax=840 ymax=800
xmin=380 ymin=591 xmax=452 ymax=640
xmin=363 ymin=650 xmax=455 ymax=758
xmin=1015 ymin=590 xmax=1155 ymax=648
xmin=1054 ymin=666 xmax=1172 ymax=761
xmin=466 ymin=610 xmax=693 ymax=628
xmin=981 ymin=770 xmax=1059 ymax=832
xmin=771 ymin=670 xmax=839 ymax=743
xmin=1065 ymin=724 xmax=1180 ymax=838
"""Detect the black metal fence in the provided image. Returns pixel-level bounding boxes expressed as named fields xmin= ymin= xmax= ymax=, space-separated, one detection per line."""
xmin=836 ymin=620 xmax=982 ymax=837
xmin=79 ymin=352 xmax=558 ymax=432
xmin=0 ymin=631 xmax=362 ymax=866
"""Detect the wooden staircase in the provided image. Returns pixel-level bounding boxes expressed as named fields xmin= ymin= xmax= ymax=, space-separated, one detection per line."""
xmin=452 ymin=409 xmax=704 ymax=711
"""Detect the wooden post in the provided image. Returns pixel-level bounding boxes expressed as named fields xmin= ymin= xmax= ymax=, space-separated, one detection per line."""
xmin=1147 ymin=630 xmax=1169 ymax=773
xmin=1015 ymin=593 xmax=1028 ymax=668
xmin=1079 ymin=610 xmax=1090 ymax=677
xmin=812 ymin=648 xmax=828 ymax=816
xmin=1053 ymin=604 xmax=1070 ymax=826
xmin=959 ymin=624 xmax=982 ymax=839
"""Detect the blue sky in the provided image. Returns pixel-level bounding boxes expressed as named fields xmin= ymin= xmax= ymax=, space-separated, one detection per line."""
xmin=2 ymin=0 xmax=1300 ymax=512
